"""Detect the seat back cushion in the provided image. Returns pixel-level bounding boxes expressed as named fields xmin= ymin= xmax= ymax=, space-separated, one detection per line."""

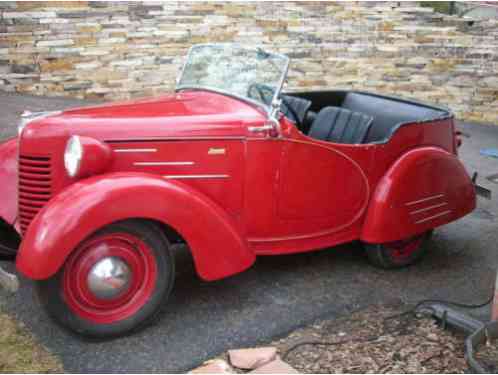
xmin=342 ymin=92 xmax=444 ymax=142
xmin=281 ymin=95 xmax=312 ymax=126
xmin=308 ymin=106 xmax=373 ymax=144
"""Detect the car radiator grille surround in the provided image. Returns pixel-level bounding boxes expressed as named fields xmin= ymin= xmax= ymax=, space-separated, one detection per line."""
xmin=18 ymin=155 xmax=52 ymax=235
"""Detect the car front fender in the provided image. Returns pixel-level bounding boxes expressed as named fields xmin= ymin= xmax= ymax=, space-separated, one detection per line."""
xmin=16 ymin=172 xmax=254 ymax=281
xmin=0 ymin=137 xmax=18 ymax=228
xmin=361 ymin=146 xmax=476 ymax=244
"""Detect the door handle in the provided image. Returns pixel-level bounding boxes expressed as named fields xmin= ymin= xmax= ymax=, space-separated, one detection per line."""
xmin=248 ymin=125 xmax=274 ymax=133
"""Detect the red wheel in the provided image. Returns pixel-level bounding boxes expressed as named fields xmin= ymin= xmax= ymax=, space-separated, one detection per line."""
xmin=37 ymin=220 xmax=174 ymax=338
xmin=364 ymin=231 xmax=433 ymax=269
xmin=62 ymin=232 xmax=158 ymax=324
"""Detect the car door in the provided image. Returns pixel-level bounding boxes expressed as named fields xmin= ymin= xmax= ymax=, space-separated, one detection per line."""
xmin=244 ymin=119 xmax=371 ymax=248
xmin=275 ymin=135 xmax=370 ymax=239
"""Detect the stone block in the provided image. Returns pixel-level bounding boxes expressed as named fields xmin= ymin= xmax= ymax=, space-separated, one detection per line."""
xmin=98 ymin=37 xmax=126 ymax=45
xmin=39 ymin=18 xmax=69 ymax=24
xmin=79 ymin=49 xmax=110 ymax=56
xmin=3 ymin=11 xmax=56 ymax=18
xmin=479 ymin=76 xmax=498 ymax=88
xmin=190 ymin=359 xmax=232 ymax=374
xmin=40 ymin=59 xmax=74 ymax=72
xmin=11 ymin=64 xmax=37 ymax=74
xmin=37 ymin=39 xmax=74 ymax=47
xmin=74 ymin=62 xmax=101 ymax=70
xmin=251 ymin=358 xmax=298 ymax=374
xmin=228 ymin=347 xmax=277 ymax=370
xmin=78 ymin=25 xmax=102 ymax=33
xmin=63 ymin=81 xmax=93 ymax=90
xmin=110 ymin=59 xmax=143 ymax=67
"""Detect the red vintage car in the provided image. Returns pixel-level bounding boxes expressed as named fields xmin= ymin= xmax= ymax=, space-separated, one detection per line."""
xmin=0 ymin=44 xmax=476 ymax=337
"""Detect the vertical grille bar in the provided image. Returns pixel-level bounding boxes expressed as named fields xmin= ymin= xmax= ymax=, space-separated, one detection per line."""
xmin=18 ymin=155 xmax=52 ymax=234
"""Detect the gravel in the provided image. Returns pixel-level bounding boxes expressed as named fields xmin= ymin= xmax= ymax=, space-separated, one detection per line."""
xmin=213 ymin=304 xmax=496 ymax=373
xmin=267 ymin=304 xmax=480 ymax=373
xmin=203 ymin=304 xmax=498 ymax=374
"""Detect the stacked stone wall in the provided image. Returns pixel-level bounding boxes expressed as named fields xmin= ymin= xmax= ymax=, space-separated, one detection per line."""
xmin=0 ymin=1 xmax=497 ymax=123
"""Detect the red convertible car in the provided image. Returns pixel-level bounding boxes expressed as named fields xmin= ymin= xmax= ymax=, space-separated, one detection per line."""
xmin=0 ymin=44 xmax=476 ymax=337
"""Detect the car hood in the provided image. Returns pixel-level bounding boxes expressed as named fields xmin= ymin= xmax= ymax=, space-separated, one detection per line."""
xmin=22 ymin=90 xmax=268 ymax=141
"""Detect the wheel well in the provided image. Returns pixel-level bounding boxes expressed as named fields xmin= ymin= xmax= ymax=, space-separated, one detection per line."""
xmin=106 ymin=218 xmax=186 ymax=245
xmin=146 ymin=219 xmax=186 ymax=245
xmin=0 ymin=217 xmax=20 ymax=257
xmin=94 ymin=217 xmax=186 ymax=245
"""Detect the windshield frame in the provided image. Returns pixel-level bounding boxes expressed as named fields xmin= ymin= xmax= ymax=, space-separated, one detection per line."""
xmin=175 ymin=43 xmax=290 ymax=115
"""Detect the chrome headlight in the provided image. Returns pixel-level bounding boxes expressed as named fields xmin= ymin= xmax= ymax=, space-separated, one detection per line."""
xmin=64 ymin=135 xmax=83 ymax=177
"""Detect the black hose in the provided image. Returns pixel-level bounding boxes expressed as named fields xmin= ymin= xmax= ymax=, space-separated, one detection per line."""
xmin=412 ymin=295 xmax=494 ymax=310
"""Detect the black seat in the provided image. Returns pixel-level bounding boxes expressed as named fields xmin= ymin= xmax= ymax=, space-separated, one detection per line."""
xmin=342 ymin=92 xmax=444 ymax=142
xmin=280 ymin=95 xmax=312 ymax=127
xmin=308 ymin=106 xmax=373 ymax=144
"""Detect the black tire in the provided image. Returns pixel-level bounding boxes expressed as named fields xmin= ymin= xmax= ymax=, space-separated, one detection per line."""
xmin=364 ymin=230 xmax=433 ymax=269
xmin=36 ymin=219 xmax=175 ymax=339
xmin=0 ymin=221 xmax=20 ymax=260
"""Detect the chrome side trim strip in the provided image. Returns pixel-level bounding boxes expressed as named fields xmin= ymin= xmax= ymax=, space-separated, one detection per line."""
xmin=105 ymin=136 xmax=245 ymax=142
xmin=134 ymin=161 xmax=195 ymax=166
xmin=114 ymin=148 xmax=157 ymax=153
xmin=410 ymin=202 xmax=448 ymax=215
xmin=405 ymin=194 xmax=445 ymax=206
xmin=163 ymin=174 xmax=229 ymax=180
xmin=415 ymin=210 xmax=452 ymax=224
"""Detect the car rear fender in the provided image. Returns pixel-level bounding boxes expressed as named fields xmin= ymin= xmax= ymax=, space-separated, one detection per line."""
xmin=16 ymin=172 xmax=254 ymax=281
xmin=361 ymin=146 xmax=476 ymax=244
xmin=0 ymin=138 xmax=18 ymax=228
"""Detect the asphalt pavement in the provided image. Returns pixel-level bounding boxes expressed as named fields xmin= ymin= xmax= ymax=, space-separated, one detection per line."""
xmin=0 ymin=92 xmax=497 ymax=373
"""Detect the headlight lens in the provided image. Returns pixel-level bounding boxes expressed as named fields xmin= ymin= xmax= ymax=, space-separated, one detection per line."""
xmin=64 ymin=135 xmax=83 ymax=177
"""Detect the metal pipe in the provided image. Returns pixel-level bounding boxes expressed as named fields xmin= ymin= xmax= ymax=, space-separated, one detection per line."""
xmin=417 ymin=302 xmax=485 ymax=334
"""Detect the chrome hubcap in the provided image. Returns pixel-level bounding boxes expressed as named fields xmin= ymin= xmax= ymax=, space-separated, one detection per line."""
xmin=87 ymin=256 xmax=131 ymax=300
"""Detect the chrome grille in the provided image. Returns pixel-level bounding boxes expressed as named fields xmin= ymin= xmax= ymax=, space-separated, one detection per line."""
xmin=18 ymin=155 xmax=52 ymax=234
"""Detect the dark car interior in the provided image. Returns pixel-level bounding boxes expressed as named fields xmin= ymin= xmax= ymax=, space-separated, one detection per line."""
xmin=281 ymin=90 xmax=449 ymax=144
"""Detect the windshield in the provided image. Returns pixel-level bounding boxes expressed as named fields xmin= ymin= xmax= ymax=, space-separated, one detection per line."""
xmin=176 ymin=44 xmax=289 ymax=111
